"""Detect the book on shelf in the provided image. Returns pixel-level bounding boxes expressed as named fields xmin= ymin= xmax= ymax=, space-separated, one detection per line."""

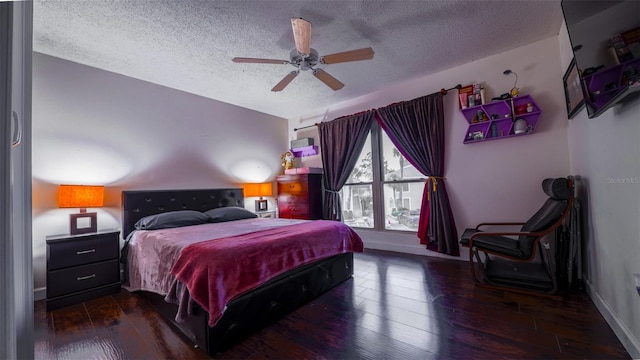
xmin=609 ymin=27 xmax=640 ymax=64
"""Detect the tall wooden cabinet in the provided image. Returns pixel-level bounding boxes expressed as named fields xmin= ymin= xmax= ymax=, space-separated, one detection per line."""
xmin=276 ymin=173 xmax=323 ymax=220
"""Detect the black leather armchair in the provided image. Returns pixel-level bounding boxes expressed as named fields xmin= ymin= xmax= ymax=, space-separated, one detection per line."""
xmin=459 ymin=177 xmax=574 ymax=298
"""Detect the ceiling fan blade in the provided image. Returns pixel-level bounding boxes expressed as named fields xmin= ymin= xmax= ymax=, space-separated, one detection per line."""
xmin=313 ymin=69 xmax=344 ymax=90
xmin=232 ymin=57 xmax=288 ymax=64
xmin=321 ymin=47 xmax=375 ymax=64
xmin=271 ymin=71 xmax=298 ymax=92
xmin=291 ymin=17 xmax=311 ymax=55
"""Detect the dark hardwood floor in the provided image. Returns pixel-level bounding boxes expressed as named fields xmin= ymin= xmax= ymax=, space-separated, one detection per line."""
xmin=34 ymin=249 xmax=630 ymax=359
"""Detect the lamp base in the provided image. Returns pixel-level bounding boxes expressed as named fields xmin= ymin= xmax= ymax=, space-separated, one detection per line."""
xmin=70 ymin=212 xmax=97 ymax=235
xmin=255 ymin=199 xmax=268 ymax=212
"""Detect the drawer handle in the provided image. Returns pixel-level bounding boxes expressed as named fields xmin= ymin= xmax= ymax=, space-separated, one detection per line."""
xmin=76 ymin=249 xmax=96 ymax=255
xmin=77 ymin=274 xmax=96 ymax=281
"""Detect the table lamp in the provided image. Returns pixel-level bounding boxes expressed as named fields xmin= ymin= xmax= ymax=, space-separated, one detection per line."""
xmin=58 ymin=185 xmax=104 ymax=235
xmin=244 ymin=183 xmax=273 ymax=212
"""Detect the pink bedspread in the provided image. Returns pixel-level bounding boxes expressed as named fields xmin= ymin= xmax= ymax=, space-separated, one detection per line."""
xmin=170 ymin=220 xmax=363 ymax=327
xmin=124 ymin=218 xmax=309 ymax=295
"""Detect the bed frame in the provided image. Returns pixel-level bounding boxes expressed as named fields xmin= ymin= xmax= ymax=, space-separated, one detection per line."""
xmin=121 ymin=188 xmax=354 ymax=356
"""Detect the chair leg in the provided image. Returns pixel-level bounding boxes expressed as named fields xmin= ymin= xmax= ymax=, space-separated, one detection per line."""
xmin=541 ymin=239 xmax=558 ymax=295
xmin=468 ymin=247 xmax=487 ymax=285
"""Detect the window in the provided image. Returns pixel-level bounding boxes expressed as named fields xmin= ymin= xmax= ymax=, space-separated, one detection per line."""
xmin=341 ymin=122 xmax=426 ymax=231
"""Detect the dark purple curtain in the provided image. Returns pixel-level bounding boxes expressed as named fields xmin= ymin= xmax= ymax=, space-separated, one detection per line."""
xmin=318 ymin=111 xmax=375 ymax=221
xmin=375 ymin=93 xmax=459 ymax=256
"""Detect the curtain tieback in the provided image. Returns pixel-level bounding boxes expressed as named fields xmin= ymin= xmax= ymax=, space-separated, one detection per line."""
xmin=323 ymin=189 xmax=341 ymax=215
xmin=426 ymin=176 xmax=447 ymax=201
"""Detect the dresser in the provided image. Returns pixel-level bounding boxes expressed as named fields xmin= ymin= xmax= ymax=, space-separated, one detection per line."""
xmin=46 ymin=230 xmax=121 ymax=310
xmin=277 ymin=173 xmax=323 ymax=219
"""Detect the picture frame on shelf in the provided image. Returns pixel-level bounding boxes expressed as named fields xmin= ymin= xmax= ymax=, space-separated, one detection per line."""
xmin=563 ymin=57 xmax=585 ymax=119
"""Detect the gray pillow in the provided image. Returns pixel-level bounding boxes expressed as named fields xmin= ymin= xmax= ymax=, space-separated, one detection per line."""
xmin=204 ymin=206 xmax=258 ymax=223
xmin=134 ymin=210 xmax=211 ymax=230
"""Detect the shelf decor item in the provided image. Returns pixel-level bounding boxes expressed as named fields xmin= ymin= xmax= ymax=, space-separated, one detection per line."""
xmin=57 ymin=184 xmax=104 ymax=235
xmin=281 ymin=150 xmax=295 ymax=170
xmin=563 ymin=57 xmax=585 ymax=119
xmin=458 ymin=84 xmax=474 ymax=109
xmin=503 ymin=69 xmax=520 ymax=97
xmin=513 ymin=118 xmax=527 ymax=134
xmin=290 ymin=137 xmax=319 ymax=157
xmin=459 ymin=94 xmax=541 ymax=144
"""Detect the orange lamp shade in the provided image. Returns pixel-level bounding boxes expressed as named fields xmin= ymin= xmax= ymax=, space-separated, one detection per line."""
xmin=57 ymin=185 xmax=105 ymax=208
xmin=243 ymin=183 xmax=273 ymax=198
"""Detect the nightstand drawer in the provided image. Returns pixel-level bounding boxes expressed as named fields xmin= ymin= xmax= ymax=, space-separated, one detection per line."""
xmin=47 ymin=233 xmax=118 ymax=270
xmin=47 ymin=259 xmax=120 ymax=298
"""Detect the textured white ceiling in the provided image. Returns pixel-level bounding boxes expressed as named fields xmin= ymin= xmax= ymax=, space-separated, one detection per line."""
xmin=33 ymin=0 xmax=564 ymax=119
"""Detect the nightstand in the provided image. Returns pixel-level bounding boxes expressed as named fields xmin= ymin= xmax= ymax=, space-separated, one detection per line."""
xmin=255 ymin=210 xmax=276 ymax=218
xmin=46 ymin=229 xmax=121 ymax=310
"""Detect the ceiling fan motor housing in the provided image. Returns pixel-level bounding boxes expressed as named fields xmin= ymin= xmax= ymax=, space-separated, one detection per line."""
xmin=290 ymin=48 xmax=319 ymax=71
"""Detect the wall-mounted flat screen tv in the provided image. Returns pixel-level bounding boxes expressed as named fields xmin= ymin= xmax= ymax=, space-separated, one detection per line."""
xmin=562 ymin=0 xmax=640 ymax=118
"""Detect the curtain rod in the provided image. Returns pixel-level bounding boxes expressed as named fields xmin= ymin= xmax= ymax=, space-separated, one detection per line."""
xmin=293 ymin=85 xmax=461 ymax=132
xmin=439 ymin=84 xmax=462 ymax=95
xmin=293 ymin=123 xmax=319 ymax=131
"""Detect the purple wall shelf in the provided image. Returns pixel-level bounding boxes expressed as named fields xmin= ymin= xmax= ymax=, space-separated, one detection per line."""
xmin=460 ymin=94 xmax=542 ymax=144
xmin=291 ymin=145 xmax=318 ymax=157
xmin=583 ymin=58 xmax=640 ymax=118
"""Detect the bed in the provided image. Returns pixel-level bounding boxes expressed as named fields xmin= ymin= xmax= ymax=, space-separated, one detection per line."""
xmin=120 ymin=188 xmax=363 ymax=356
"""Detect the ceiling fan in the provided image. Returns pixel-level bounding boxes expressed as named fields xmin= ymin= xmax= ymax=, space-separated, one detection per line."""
xmin=232 ymin=18 xmax=375 ymax=92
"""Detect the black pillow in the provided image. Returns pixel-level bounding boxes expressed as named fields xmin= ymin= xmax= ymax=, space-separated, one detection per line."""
xmin=134 ymin=210 xmax=211 ymax=230
xmin=204 ymin=206 xmax=258 ymax=223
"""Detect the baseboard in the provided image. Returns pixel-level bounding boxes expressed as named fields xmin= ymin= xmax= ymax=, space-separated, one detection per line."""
xmin=585 ymin=280 xmax=640 ymax=358
xmin=34 ymin=287 xmax=46 ymax=301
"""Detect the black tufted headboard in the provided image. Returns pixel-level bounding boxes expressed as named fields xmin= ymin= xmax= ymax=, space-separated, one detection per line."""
xmin=121 ymin=188 xmax=244 ymax=239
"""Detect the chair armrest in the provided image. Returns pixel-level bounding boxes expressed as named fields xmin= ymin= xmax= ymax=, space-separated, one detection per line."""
xmin=470 ymin=230 xmax=546 ymax=239
xmin=476 ymin=222 xmax=525 ymax=229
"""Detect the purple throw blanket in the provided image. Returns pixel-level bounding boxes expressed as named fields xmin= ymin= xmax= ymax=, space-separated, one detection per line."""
xmin=170 ymin=220 xmax=363 ymax=327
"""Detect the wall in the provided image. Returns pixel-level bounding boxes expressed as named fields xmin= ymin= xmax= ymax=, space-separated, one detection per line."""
xmin=32 ymin=53 xmax=288 ymax=298
xmin=560 ymin=21 xmax=640 ymax=358
xmin=291 ymin=36 xmax=571 ymax=259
